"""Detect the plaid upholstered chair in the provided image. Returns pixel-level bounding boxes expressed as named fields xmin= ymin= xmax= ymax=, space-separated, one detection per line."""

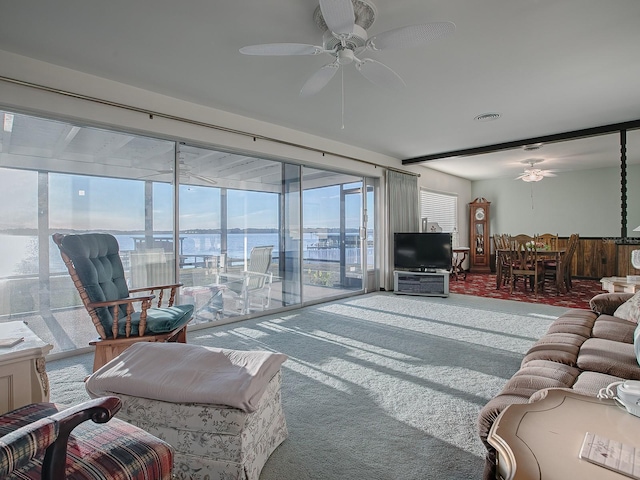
xmin=53 ymin=233 xmax=194 ymax=371
xmin=0 ymin=396 xmax=174 ymax=479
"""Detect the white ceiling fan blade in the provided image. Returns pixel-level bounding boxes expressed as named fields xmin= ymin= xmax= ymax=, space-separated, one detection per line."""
xmin=367 ymin=22 xmax=456 ymax=51
xmin=319 ymin=0 xmax=355 ymax=36
xmin=355 ymin=59 xmax=406 ymax=91
xmin=240 ymin=43 xmax=325 ymax=56
xmin=300 ymin=63 xmax=340 ymax=97
xmin=190 ymin=174 xmax=218 ymax=186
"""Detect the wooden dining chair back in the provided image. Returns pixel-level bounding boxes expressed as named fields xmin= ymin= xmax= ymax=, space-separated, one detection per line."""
xmin=561 ymin=233 xmax=580 ymax=291
xmin=493 ymin=234 xmax=511 ymax=289
xmin=508 ymin=234 xmax=545 ymax=296
xmin=52 ymin=233 xmax=194 ymax=371
xmin=537 ymin=233 xmax=559 ymax=250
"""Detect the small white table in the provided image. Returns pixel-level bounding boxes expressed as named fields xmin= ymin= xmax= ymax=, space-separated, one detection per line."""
xmin=600 ymin=276 xmax=640 ymax=293
xmin=488 ymin=388 xmax=640 ymax=480
xmin=0 ymin=321 xmax=53 ymax=414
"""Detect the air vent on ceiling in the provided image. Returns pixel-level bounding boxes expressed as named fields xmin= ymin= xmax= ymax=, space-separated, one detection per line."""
xmin=523 ymin=143 xmax=543 ymax=151
xmin=474 ymin=113 xmax=501 ymax=122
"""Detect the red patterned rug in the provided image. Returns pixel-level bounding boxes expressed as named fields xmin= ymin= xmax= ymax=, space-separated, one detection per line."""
xmin=448 ymin=273 xmax=605 ymax=309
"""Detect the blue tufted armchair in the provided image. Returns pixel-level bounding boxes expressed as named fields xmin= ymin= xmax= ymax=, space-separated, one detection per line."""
xmin=52 ymin=233 xmax=193 ymax=371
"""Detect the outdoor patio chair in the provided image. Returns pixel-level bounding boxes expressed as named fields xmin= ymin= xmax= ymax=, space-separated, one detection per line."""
xmin=52 ymin=233 xmax=194 ymax=371
xmin=218 ymin=245 xmax=274 ymax=314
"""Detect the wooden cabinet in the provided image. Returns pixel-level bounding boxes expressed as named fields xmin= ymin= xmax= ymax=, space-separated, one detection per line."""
xmin=469 ymin=198 xmax=491 ymax=273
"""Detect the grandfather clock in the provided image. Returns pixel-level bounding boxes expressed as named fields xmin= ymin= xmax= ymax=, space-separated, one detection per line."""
xmin=469 ymin=197 xmax=491 ymax=273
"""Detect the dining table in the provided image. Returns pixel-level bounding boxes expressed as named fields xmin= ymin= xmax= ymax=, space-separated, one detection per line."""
xmin=496 ymin=246 xmax=567 ymax=294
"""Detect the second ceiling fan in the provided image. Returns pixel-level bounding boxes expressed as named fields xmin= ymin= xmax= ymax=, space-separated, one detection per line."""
xmin=240 ymin=0 xmax=455 ymax=97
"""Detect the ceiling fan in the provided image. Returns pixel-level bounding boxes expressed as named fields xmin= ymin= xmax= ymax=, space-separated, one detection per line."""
xmin=516 ymin=159 xmax=557 ymax=183
xmin=239 ymin=0 xmax=455 ymax=97
xmin=141 ymin=160 xmax=217 ymax=186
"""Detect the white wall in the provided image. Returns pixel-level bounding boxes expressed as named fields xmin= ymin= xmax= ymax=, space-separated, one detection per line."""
xmin=414 ymin=167 xmax=472 ymax=268
xmin=472 ymin=165 xmax=639 ymax=239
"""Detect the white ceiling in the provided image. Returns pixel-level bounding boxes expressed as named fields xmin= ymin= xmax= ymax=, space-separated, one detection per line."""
xmin=0 ymin=0 xmax=639 ymax=180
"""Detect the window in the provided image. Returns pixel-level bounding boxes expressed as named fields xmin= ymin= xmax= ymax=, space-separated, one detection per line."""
xmin=419 ymin=189 xmax=458 ymax=233
xmin=0 ymin=109 xmax=374 ymax=356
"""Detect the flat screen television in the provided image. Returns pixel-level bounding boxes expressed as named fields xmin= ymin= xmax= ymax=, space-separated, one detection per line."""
xmin=394 ymin=232 xmax=452 ymax=272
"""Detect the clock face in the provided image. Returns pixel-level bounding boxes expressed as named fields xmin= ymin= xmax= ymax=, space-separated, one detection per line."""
xmin=475 ymin=208 xmax=485 ymax=221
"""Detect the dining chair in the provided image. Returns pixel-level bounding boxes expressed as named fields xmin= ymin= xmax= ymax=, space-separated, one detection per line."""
xmin=508 ymin=234 xmax=545 ymax=296
xmin=537 ymin=233 xmax=559 ymax=250
xmin=561 ymin=233 xmax=580 ymax=291
xmin=543 ymin=233 xmax=579 ymax=293
xmin=493 ymin=234 xmax=510 ymax=289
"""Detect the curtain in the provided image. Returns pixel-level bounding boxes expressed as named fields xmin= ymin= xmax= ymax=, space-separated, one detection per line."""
xmin=386 ymin=170 xmax=419 ymax=290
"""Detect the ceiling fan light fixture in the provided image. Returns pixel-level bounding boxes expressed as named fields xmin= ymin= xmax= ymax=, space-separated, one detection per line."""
xmin=520 ymin=170 xmax=544 ymax=182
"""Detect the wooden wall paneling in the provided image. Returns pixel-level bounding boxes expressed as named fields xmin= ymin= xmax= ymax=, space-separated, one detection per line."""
xmin=617 ymin=244 xmax=640 ymax=277
xmin=566 ymin=237 xmax=616 ymax=279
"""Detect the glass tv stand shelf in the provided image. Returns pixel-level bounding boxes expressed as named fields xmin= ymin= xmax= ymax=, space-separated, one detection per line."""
xmin=393 ymin=270 xmax=449 ymax=297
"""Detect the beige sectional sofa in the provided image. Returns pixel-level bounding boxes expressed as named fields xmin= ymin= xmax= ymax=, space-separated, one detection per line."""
xmin=477 ymin=291 xmax=640 ymax=480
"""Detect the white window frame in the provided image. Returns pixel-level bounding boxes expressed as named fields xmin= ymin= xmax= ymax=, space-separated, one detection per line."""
xmin=419 ymin=188 xmax=458 ymax=233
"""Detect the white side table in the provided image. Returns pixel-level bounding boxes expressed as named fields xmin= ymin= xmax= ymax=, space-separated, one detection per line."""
xmin=488 ymin=388 xmax=640 ymax=480
xmin=0 ymin=321 xmax=53 ymax=414
xmin=600 ymin=276 xmax=640 ymax=294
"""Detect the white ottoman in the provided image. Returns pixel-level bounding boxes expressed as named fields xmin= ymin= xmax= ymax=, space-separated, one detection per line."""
xmin=85 ymin=342 xmax=288 ymax=480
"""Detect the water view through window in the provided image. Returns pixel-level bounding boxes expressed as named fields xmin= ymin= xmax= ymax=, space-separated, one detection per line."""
xmin=0 ymin=110 xmax=375 ymax=356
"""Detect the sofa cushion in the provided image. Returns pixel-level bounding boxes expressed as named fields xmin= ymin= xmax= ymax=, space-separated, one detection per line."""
xmin=613 ymin=291 xmax=640 ymax=323
xmin=577 ymin=338 xmax=640 ymax=380
xmin=571 ymin=371 xmax=624 ymax=396
xmin=544 ymin=309 xmax=597 ymax=338
xmin=635 ymin=323 xmax=640 ymax=366
xmin=590 ymin=292 xmax=634 ymax=315
xmin=521 ymin=332 xmax=584 ymax=367
xmin=592 ymin=314 xmax=637 ymax=343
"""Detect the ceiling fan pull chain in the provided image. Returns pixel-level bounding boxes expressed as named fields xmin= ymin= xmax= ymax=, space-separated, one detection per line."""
xmin=530 ymin=184 xmax=535 ymax=209
xmin=341 ymin=67 xmax=345 ymax=130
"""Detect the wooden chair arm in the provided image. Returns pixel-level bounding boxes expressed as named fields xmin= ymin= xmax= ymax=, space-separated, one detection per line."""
xmin=128 ymin=283 xmax=183 ymax=308
xmin=87 ymin=295 xmax=155 ymax=309
xmin=128 ymin=282 xmax=183 ymax=293
xmin=43 ymin=397 xmax=122 ymax=480
xmin=87 ymin=295 xmax=156 ymax=339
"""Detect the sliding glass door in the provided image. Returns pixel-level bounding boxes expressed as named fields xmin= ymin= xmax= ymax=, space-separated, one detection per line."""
xmin=302 ymin=168 xmax=367 ymax=302
xmin=0 ymin=109 xmax=374 ymax=356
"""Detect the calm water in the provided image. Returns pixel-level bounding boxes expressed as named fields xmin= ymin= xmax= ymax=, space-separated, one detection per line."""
xmin=0 ymin=232 xmax=371 ymax=277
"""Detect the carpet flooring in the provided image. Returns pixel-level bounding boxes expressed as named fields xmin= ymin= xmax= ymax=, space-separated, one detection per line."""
xmin=449 ymin=273 xmax=604 ymax=309
xmin=46 ymin=292 xmax=570 ymax=480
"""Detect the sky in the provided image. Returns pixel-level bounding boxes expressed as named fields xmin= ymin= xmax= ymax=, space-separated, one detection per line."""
xmin=0 ymin=169 xmax=363 ymax=232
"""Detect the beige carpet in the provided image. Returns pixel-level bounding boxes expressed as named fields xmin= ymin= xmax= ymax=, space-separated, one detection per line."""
xmin=47 ymin=292 xmax=569 ymax=479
